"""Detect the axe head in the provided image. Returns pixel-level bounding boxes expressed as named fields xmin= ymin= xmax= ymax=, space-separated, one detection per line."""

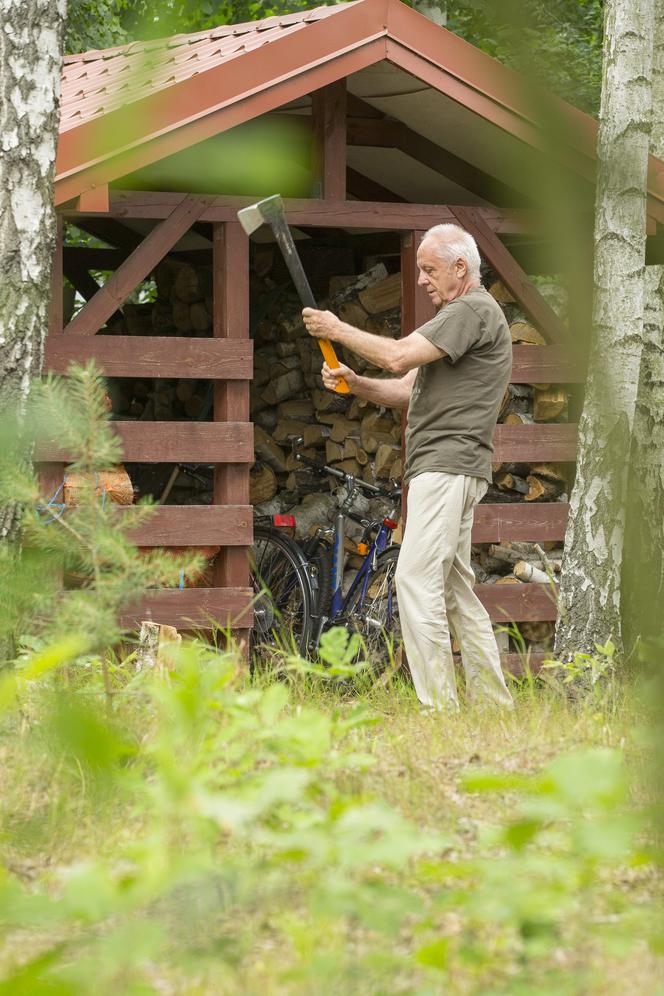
xmin=236 ymin=194 xmax=284 ymax=235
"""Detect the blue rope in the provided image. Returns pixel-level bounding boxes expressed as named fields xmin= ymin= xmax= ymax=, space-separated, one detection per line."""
xmin=36 ymin=481 xmax=66 ymax=525
xmin=179 ymin=569 xmax=185 ymax=590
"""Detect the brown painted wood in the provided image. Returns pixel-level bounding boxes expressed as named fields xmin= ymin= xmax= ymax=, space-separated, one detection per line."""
xmin=312 ymin=80 xmax=347 ymax=200
xmin=35 ymin=421 xmax=253 ymax=463
xmin=347 ymin=100 xmax=527 ymax=207
xmin=450 ymin=206 xmax=568 ymax=345
xmin=213 ymin=222 xmax=251 ymax=642
xmin=400 ymin=230 xmax=436 ymax=335
xmin=346 ymin=166 xmax=406 ymax=203
xmin=44 ymin=336 xmax=253 ymax=380
xmin=48 ymin=216 xmax=64 ymax=335
xmin=64 ymin=194 xmax=214 ymax=336
xmin=119 ymin=586 xmax=253 ymax=630
xmin=511 ymin=345 xmax=582 ymax=383
xmin=76 ymin=185 xmax=109 ymax=213
xmin=454 ymin=652 xmax=547 ymax=676
xmin=493 ymin=424 xmax=577 ymax=462
xmin=98 ymin=191 xmax=537 ymax=235
xmin=119 ymin=505 xmax=253 ymax=547
xmin=476 ymin=582 xmax=558 ymax=621
xmin=472 ymin=502 xmax=568 ymax=542
xmin=76 ymin=217 xmax=143 ymax=251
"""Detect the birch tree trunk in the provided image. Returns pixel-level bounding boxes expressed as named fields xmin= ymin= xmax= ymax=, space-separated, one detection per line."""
xmin=623 ymin=14 xmax=664 ymax=651
xmin=555 ymin=0 xmax=654 ymax=660
xmin=0 ymin=0 xmax=66 ymax=540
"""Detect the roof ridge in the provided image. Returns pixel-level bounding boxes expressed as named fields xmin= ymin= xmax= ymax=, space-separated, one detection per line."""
xmin=62 ymin=2 xmax=355 ymax=63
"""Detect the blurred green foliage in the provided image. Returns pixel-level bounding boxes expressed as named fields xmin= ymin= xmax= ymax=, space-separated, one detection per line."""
xmin=66 ymin=0 xmax=603 ymax=112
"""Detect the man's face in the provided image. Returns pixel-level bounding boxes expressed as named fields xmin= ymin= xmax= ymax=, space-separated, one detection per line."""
xmin=416 ymin=238 xmax=468 ymax=308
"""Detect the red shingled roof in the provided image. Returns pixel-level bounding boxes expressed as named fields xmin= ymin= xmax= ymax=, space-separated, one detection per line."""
xmin=61 ymin=4 xmax=354 ymax=131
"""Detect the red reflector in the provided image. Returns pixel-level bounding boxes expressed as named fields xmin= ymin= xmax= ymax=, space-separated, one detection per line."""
xmin=273 ymin=514 xmax=296 ymax=528
xmin=383 ymin=517 xmax=398 ymax=529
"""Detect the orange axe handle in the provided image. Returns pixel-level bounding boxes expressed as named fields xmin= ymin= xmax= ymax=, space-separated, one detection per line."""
xmin=318 ymin=339 xmax=350 ymax=394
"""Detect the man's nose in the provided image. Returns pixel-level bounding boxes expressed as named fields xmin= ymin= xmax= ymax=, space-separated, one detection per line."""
xmin=417 ymin=271 xmax=427 ymax=286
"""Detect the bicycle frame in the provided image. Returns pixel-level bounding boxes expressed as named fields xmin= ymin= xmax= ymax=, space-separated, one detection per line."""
xmin=332 ymin=517 xmax=394 ymax=622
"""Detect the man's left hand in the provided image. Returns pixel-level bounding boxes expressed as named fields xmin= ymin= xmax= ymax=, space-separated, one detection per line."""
xmin=302 ymin=308 xmax=341 ymax=340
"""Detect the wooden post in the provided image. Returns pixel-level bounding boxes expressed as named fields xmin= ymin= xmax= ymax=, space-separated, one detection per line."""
xmin=312 ymin=80 xmax=347 ymax=200
xmin=212 ymin=221 xmax=251 ymax=655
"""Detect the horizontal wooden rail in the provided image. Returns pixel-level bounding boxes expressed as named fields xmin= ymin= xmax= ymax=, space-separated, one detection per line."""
xmin=35 ymin=422 xmax=253 ymax=463
xmin=119 ymin=586 xmax=253 ymax=630
xmin=493 ymin=424 xmax=577 ymax=462
xmin=472 ymin=502 xmax=568 ymax=542
xmin=44 ymin=336 xmax=253 ymax=380
xmin=455 ymin=652 xmax=547 ymax=676
xmin=120 ymin=505 xmax=253 ymax=547
xmin=476 ymin=582 xmax=558 ymax=621
xmin=511 ymin=346 xmax=583 ymax=384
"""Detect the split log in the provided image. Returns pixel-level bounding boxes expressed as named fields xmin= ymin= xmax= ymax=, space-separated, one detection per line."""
xmin=365 ymin=308 xmax=401 ymax=338
xmin=173 ymin=263 xmax=210 ymax=303
xmin=358 ymin=272 xmax=401 ymax=314
xmin=329 ymin=417 xmax=361 ymax=443
xmin=488 ymin=280 xmax=515 ymax=304
xmin=338 ymin=300 xmax=369 ymax=329
xmin=278 ymin=398 xmax=315 ymax=420
xmin=520 ymin=621 xmax=555 ymax=643
xmin=514 ymin=560 xmax=555 ymax=584
xmin=525 ymin=474 xmax=565 ymax=502
xmin=250 ymin=463 xmax=278 ymax=504
xmin=261 ymin=369 xmax=304 ymax=405
xmin=275 ymin=340 xmax=299 ymax=358
xmin=172 ymin=299 xmax=193 ymax=333
xmin=254 ymin=425 xmax=288 ymax=473
xmin=533 ymin=386 xmax=567 ymax=422
xmin=312 ymin=389 xmax=349 ymax=414
xmin=135 ymin=621 xmax=181 ymax=675
xmin=64 ymin=465 xmax=134 ymax=506
xmin=190 ymin=301 xmax=210 ymax=333
xmin=374 ymin=443 xmax=400 ymax=479
xmin=494 ymin=472 xmax=529 ymax=495
xmin=510 ymin=320 xmax=545 ymax=345
xmin=330 ymin=458 xmax=361 ymax=477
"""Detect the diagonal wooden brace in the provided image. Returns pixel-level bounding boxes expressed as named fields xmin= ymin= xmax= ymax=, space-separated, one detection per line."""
xmin=450 ymin=205 xmax=568 ymax=345
xmin=64 ymin=194 xmax=215 ymax=336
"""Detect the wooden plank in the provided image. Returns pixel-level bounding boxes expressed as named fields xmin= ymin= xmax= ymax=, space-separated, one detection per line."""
xmin=47 ymin=215 xmax=64 ymax=335
xmin=493 ymin=424 xmax=577 ymax=462
xmin=44 ymin=336 xmax=253 ymax=380
xmin=400 ymin=230 xmax=436 ymax=335
xmin=213 ymin=222 xmax=251 ymax=647
xmin=64 ymin=194 xmax=214 ymax=336
xmin=472 ymin=503 xmax=568 ymax=543
xmin=98 ymin=191 xmax=539 ymax=235
xmin=476 ymin=582 xmax=558 ymax=621
xmin=511 ymin=345 xmax=582 ymax=383
xmin=454 ymin=652 xmax=547 ymax=676
xmin=119 ymin=586 xmax=253 ymax=630
xmin=347 ymin=97 xmax=527 ymax=207
xmin=450 ymin=206 xmax=569 ymax=345
xmin=76 ymin=185 xmax=109 ymax=213
xmin=346 ymin=166 xmax=406 ymax=203
xmin=312 ymin=79 xmax=347 ymax=200
xmin=117 ymin=505 xmax=253 ymax=547
xmin=35 ymin=421 xmax=253 ymax=463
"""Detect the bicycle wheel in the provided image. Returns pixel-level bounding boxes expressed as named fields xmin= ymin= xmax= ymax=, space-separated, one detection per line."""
xmin=250 ymin=526 xmax=313 ymax=659
xmin=344 ymin=547 xmax=402 ymax=671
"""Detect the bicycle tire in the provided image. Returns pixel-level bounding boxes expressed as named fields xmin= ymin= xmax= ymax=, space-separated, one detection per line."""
xmin=250 ymin=526 xmax=313 ymax=659
xmin=344 ymin=546 xmax=402 ymax=671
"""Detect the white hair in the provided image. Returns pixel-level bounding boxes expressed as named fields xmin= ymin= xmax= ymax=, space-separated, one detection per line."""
xmin=423 ymin=223 xmax=482 ymax=280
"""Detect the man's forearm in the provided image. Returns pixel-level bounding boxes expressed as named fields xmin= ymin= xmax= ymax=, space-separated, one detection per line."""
xmin=351 ymin=373 xmax=411 ymax=409
xmin=335 ymin=322 xmax=404 ymax=373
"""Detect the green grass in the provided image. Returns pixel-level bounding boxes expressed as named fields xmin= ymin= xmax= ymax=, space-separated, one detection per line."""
xmin=0 ymin=646 xmax=662 ymax=995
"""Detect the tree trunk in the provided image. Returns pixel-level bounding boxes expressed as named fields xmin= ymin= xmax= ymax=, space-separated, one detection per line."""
xmin=623 ymin=13 xmax=664 ymax=651
xmin=555 ymin=0 xmax=654 ymax=660
xmin=0 ymin=0 xmax=66 ymax=539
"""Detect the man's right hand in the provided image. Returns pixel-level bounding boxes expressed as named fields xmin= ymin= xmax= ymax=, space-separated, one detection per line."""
xmin=322 ymin=361 xmax=357 ymax=393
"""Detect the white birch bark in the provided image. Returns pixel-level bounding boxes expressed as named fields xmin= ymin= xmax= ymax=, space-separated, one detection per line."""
xmin=623 ymin=13 xmax=664 ymax=649
xmin=555 ymin=0 xmax=654 ymax=659
xmin=0 ymin=0 xmax=66 ymax=539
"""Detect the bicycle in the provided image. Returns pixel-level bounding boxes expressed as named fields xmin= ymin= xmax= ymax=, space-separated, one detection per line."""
xmin=292 ymin=446 xmax=402 ymax=670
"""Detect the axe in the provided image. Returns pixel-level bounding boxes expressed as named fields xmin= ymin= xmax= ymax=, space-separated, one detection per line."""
xmin=237 ymin=194 xmax=349 ymax=394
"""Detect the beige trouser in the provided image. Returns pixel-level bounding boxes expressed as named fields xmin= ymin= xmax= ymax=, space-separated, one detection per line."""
xmin=395 ymin=471 xmax=513 ymax=711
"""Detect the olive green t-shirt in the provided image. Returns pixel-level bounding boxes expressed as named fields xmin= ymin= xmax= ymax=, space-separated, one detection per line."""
xmin=404 ymin=286 xmax=512 ymax=485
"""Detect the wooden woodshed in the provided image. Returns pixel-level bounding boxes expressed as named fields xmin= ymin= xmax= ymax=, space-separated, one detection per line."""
xmin=42 ymin=0 xmax=664 ymax=665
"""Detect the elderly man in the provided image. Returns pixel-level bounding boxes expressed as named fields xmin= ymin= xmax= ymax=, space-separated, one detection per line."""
xmin=302 ymin=223 xmax=513 ymax=711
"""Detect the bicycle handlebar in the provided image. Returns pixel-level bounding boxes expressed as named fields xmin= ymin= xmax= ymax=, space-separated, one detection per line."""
xmin=294 ymin=450 xmax=400 ymax=501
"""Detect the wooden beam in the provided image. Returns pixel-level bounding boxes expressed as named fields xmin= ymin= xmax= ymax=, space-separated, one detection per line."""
xmin=493 ymin=424 xmax=577 ymax=462
xmin=118 ymin=505 xmax=253 ymax=547
xmin=93 ymin=191 xmax=539 ymax=235
xmin=213 ymin=221 xmax=251 ymax=645
xmin=472 ymin=502 xmax=568 ymax=543
xmin=75 ymin=217 xmax=143 ymax=250
xmin=346 ymin=166 xmax=406 ymax=203
xmin=35 ymin=421 xmax=253 ymax=463
xmin=44 ymin=336 xmax=252 ymax=380
xmin=47 ymin=215 xmax=64 ymax=336
xmin=312 ymin=80 xmax=347 ymax=200
xmin=64 ymin=246 xmax=128 ymax=270
xmin=119 ymin=586 xmax=253 ymax=630
xmin=477 ymin=582 xmax=558 ymax=622
xmin=347 ymin=99 xmax=528 ymax=207
xmin=455 ymin=652 xmax=546 ymax=676
xmin=400 ymin=230 xmax=436 ymax=334
xmin=511 ymin=345 xmax=583 ymax=383
xmin=450 ymin=206 xmax=569 ymax=344
xmin=64 ymin=194 xmax=214 ymax=336
xmin=76 ymin=185 xmax=109 ymax=213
